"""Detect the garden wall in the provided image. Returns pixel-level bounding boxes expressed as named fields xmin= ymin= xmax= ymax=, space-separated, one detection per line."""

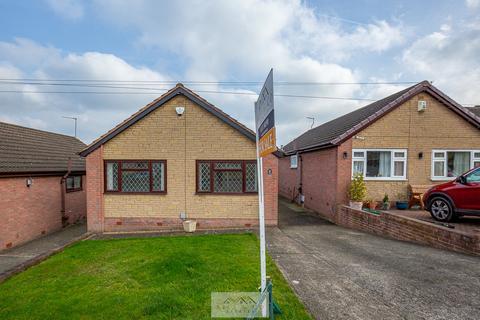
xmin=335 ymin=206 xmax=480 ymax=256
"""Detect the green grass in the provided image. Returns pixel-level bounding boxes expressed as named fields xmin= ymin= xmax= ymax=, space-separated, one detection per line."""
xmin=0 ymin=233 xmax=311 ymax=320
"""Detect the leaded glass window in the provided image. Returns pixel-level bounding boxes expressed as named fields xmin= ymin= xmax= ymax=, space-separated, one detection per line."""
xmin=196 ymin=160 xmax=257 ymax=194
xmin=105 ymin=160 xmax=166 ymax=193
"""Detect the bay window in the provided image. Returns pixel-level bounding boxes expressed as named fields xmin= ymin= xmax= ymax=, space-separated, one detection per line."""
xmin=196 ymin=160 xmax=257 ymax=194
xmin=104 ymin=160 xmax=166 ymax=193
xmin=431 ymin=150 xmax=480 ymax=180
xmin=352 ymin=149 xmax=407 ymax=180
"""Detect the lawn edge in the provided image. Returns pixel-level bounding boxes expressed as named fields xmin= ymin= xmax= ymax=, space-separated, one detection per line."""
xmin=0 ymin=232 xmax=93 ymax=283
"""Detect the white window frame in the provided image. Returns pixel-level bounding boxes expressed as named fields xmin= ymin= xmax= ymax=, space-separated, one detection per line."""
xmin=431 ymin=150 xmax=480 ymax=181
xmin=290 ymin=155 xmax=298 ymax=169
xmin=352 ymin=148 xmax=408 ymax=181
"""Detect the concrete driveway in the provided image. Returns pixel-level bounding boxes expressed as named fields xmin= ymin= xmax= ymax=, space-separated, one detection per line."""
xmin=267 ymin=199 xmax=480 ymax=320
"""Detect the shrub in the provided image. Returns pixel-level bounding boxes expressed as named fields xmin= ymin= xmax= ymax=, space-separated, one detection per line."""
xmin=349 ymin=173 xmax=367 ymax=202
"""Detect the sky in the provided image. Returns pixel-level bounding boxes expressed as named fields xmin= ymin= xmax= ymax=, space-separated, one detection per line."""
xmin=0 ymin=0 xmax=479 ymax=146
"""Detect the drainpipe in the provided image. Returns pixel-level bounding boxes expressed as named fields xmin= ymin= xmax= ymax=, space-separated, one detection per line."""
xmin=60 ymin=158 xmax=72 ymax=227
xmin=298 ymin=154 xmax=304 ymax=206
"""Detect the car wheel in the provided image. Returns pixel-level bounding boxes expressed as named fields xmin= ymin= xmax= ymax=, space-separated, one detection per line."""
xmin=429 ymin=197 xmax=455 ymax=222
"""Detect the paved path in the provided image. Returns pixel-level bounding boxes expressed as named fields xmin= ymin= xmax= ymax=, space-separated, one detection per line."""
xmin=267 ymin=199 xmax=480 ymax=320
xmin=0 ymin=223 xmax=87 ymax=277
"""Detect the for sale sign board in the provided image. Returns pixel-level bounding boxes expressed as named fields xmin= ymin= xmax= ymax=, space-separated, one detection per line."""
xmin=254 ymin=69 xmax=276 ymax=157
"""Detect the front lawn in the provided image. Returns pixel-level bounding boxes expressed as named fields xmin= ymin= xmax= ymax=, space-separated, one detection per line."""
xmin=0 ymin=233 xmax=311 ymax=319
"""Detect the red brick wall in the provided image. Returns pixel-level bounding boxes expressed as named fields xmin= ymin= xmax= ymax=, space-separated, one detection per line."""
xmin=279 ymin=147 xmax=339 ymax=217
xmin=336 ymin=206 xmax=480 ymax=256
xmin=64 ymin=175 xmax=86 ymax=224
xmin=86 ymin=146 xmax=104 ymax=232
xmin=0 ymin=177 xmax=61 ymax=249
xmin=336 ymin=139 xmax=353 ymax=206
xmin=0 ymin=175 xmax=87 ymax=250
xmin=263 ymin=154 xmax=278 ymax=226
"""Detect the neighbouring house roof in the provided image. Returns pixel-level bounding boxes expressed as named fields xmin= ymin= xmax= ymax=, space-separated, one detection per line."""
xmin=468 ymin=106 xmax=480 ymax=118
xmin=0 ymin=121 xmax=86 ymax=175
xmin=283 ymin=81 xmax=480 ymax=155
xmin=80 ymin=83 xmax=256 ymax=157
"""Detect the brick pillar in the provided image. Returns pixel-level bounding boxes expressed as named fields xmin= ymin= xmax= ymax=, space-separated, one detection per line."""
xmin=263 ymin=154 xmax=278 ymax=226
xmin=86 ymin=146 xmax=104 ymax=232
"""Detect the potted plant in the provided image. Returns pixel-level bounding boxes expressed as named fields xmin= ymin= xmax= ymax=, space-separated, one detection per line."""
xmin=395 ymin=192 xmax=409 ymax=210
xmin=183 ymin=220 xmax=197 ymax=232
xmin=367 ymin=199 xmax=377 ymax=210
xmin=382 ymin=193 xmax=390 ymax=210
xmin=348 ymin=173 xmax=366 ymax=210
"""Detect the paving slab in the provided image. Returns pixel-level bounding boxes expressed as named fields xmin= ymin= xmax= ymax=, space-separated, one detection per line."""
xmin=0 ymin=223 xmax=87 ymax=279
xmin=267 ymin=199 xmax=480 ymax=320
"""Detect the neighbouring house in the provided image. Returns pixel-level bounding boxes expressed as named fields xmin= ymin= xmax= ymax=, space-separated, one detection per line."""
xmin=0 ymin=122 xmax=86 ymax=250
xmin=468 ymin=105 xmax=480 ymax=118
xmin=279 ymin=81 xmax=480 ymax=219
xmin=79 ymin=83 xmax=278 ymax=233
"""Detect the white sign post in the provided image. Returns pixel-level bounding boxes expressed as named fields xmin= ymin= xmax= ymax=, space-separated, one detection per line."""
xmin=254 ymin=69 xmax=276 ymax=317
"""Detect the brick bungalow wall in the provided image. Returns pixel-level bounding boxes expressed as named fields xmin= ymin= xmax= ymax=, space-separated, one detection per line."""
xmin=352 ymin=92 xmax=480 ymax=201
xmin=0 ymin=175 xmax=86 ymax=250
xmin=279 ymin=139 xmax=351 ymax=219
xmin=336 ymin=206 xmax=479 ymax=256
xmin=85 ymin=95 xmax=278 ymax=233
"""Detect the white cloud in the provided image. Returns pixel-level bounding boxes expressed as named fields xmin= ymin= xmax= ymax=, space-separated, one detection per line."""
xmin=402 ymin=21 xmax=480 ymax=105
xmin=0 ymin=39 xmax=171 ymax=143
xmin=46 ymin=0 xmax=84 ymax=21
xmin=1 ymin=1 xmax=407 ymax=146
xmin=466 ymin=0 xmax=480 ymax=9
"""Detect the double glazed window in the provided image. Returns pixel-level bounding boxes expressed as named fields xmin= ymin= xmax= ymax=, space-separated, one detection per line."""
xmin=352 ymin=149 xmax=407 ymax=180
xmin=197 ymin=160 xmax=257 ymax=194
xmin=66 ymin=176 xmax=82 ymax=192
xmin=432 ymin=150 xmax=480 ymax=180
xmin=105 ymin=160 xmax=166 ymax=193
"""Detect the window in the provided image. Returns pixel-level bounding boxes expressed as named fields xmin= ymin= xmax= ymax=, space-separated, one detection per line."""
xmin=290 ymin=155 xmax=298 ymax=169
xmin=352 ymin=149 xmax=407 ymax=180
xmin=66 ymin=176 xmax=82 ymax=192
xmin=104 ymin=160 xmax=166 ymax=193
xmin=196 ymin=160 xmax=257 ymax=194
xmin=432 ymin=150 xmax=480 ymax=180
xmin=465 ymin=168 xmax=480 ymax=183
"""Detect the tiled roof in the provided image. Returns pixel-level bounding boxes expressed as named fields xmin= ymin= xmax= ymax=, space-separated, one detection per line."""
xmin=80 ymin=84 xmax=256 ymax=157
xmin=283 ymin=81 xmax=480 ymax=155
xmin=468 ymin=106 xmax=480 ymax=117
xmin=0 ymin=121 xmax=86 ymax=175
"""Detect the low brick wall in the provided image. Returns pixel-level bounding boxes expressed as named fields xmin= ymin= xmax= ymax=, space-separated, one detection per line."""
xmin=334 ymin=206 xmax=480 ymax=256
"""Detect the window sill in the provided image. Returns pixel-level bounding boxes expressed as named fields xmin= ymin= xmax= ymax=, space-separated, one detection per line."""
xmin=66 ymin=188 xmax=82 ymax=193
xmin=357 ymin=178 xmax=408 ymax=181
xmin=195 ymin=192 xmax=258 ymax=196
xmin=104 ymin=192 xmax=167 ymax=195
xmin=430 ymin=177 xmax=455 ymax=182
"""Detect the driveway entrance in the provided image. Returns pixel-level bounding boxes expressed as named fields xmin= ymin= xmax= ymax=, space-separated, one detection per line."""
xmin=266 ymin=198 xmax=480 ymax=320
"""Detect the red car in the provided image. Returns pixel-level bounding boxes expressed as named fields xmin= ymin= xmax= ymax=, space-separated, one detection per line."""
xmin=424 ymin=167 xmax=480 ymax=222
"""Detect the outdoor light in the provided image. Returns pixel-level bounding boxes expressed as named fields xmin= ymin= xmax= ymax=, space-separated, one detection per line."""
xmin=175 ymin=106 xmax=185 ymax=116
xmin=418 ymin=152 xmax=423 ymax=159
xmin=343 ymin=151 xmax=348 ymax=159
xmin=26 ymin=177 xmax=33 ymax=187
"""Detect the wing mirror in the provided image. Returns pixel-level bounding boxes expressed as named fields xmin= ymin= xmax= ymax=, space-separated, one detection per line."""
xmin=457 ymin=176 xmax=467 ymax=184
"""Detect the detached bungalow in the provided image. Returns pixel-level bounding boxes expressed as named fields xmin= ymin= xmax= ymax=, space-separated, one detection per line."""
xmin=279 ymin=81 xmax=480 ymax=218
xmin=79 ymin=84 xmax=278 ymax=233
xmin=0 ymin=122 xmax=86 ymax=250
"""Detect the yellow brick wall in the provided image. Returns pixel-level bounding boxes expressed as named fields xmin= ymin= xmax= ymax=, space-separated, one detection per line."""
xmin=352 ymin=92 xmax=480 ymax=200
xmin=103 ymin=96 xmax=258 ymax=219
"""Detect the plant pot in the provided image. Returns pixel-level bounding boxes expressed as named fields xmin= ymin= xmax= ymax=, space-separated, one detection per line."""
xmin=368 ymin=201 xmax=377 ymax=210
xmin=349 ymin=201 xmax=363 ymax=211
xmin=382 ymin=202 xmax=390 ymax=210
xmin=395 ymin=201 xmax=408 ymax=210
xmin=183 ymin=220 xmax=197 ymax=233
